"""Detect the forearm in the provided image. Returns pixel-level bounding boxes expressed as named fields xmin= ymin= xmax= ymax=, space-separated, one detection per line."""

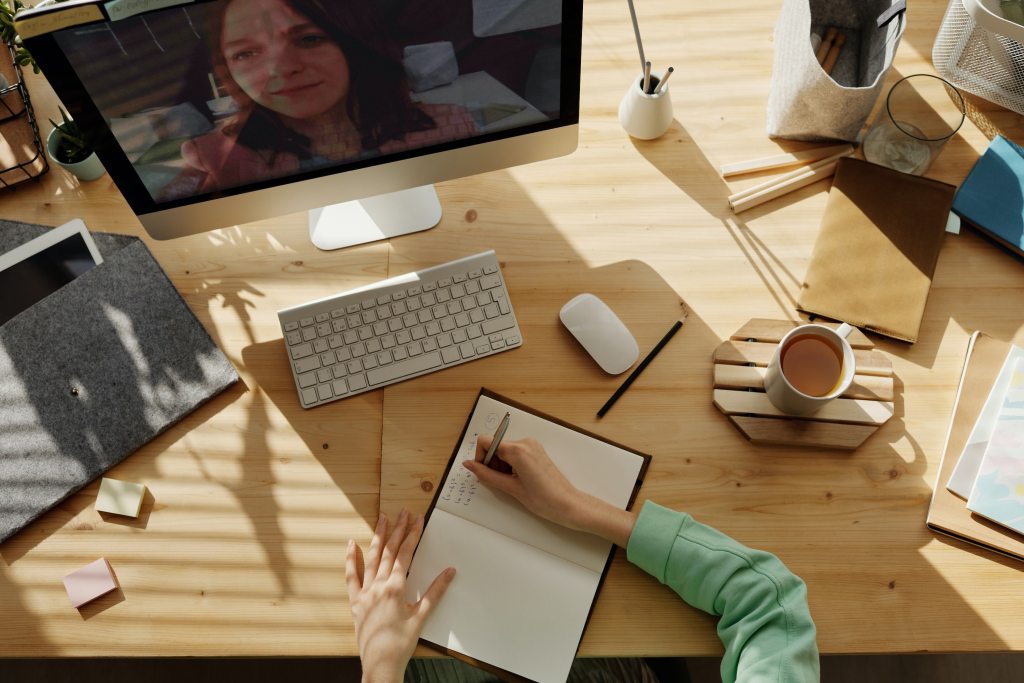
xmin=567 ymin=491 xmax=637 ymax=548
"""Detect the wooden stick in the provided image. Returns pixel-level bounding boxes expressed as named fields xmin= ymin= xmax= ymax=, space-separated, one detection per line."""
xmin=822 ymin=33 xmax=846 ymax=75
xmin=815 ymin=26 xmax=837 ymax=64
xmin=727 ymin=149 xmax=853 ymax=204
xmin=728 ymin=158 xmax=843 ymax=213
xmin=719 ymin=143 xmax=853 ymax=178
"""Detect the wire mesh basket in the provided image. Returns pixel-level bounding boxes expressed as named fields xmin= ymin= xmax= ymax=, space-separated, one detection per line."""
xmin=0 ymin=41 xmax=48 ymax=190
xmin=933 ymin=0 xmax=1024 ymax=115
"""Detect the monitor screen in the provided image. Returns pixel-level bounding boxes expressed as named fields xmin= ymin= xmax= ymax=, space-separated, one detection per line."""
xmin=31 ymin=0 xmax=577 ymax=216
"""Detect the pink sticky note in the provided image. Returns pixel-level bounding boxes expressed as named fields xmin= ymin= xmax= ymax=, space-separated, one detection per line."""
xmin=64 ymin=558 xmax=119 ymax=608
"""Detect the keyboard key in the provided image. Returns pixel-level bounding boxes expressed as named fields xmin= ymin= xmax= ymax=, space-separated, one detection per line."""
xmin=423 ymin=282 xmax=437 ymax=292
xmin=387 ymin=318 xmax=403 ymax=332
xmin=361 ymin=310 xmax=377 ymax=325
xmin=320 ymin=352 xmax=336 ymax=366
xmin=332 ymin=319 xmax=346 ymax=333
xmin=348 ymin=360 xmax=362 ymax=374
xmin=465 ymin=280 xmax=480 ymax=295
xmin=461 ymin=296 xmax=477 ymax=310
xmin=476 ymin=292 xmax=491 ymax=307
xmin=347 ymin=315 xmax=361 ymax=329
xmin=482 ymin=316 xmax=516 ymax=335
xmin=331 ymin=308 xmax=345 ymax=318
xmin=367 ymin=351 xmax=442 ymax=385
xmin=343 ymin=330 xmax=358 ymax=344
xmin=447 ymin=300 xmax=462 ymax=315
xmin=453 ymin=273 xmax=468 ymax=284
xmin=373 ymin=321 xmax=388 ymax=336
xmin=441 ymin=346 xmax=461 ymax=364
xmin=483 ymin=263 xmax=498 ymax=274
xmin=411 ymin=326 xmax=426 ymax=340
xmin=376 ymin=306 xmax=391 ymax=320
xmin=459 ymin=342 xmax=475 ymax=359
xmin=286 ymin=331 xmax=302 ymax=345
xmin=476 ymin=343 xmax=490 ymax=354
xmin=422 ymin=337 xmax=438 ymax=352
xmin=451 ymin=283 xmax=466 ymax=298
xmin=346 ymin=304 xmax=360 ymax=314
xmin=480 ymin=274 xmax=501 ymax=289
xmin=490 ymin=338 xmax=506 ymax=350
xmin=298 ymin=371 xmax=317 ymax=388
xmin=391 ymin=301 xmax=407 ymax=316
xmin=403 ymin=313 xmax=418 ymax=328
xmin=316 ymin=312 xmax=329 ymax=323
xmin=381 ymin=335 xmax=396 ymax=349
xmin=361 ymin=299 xmax=375 ymax=310
xmin=366 ymin=339 xmax=382 ymax=354
xmin=351 ymin=342 xmax=366 ymax=357
xmin=332 ymin=364 xmax=348 ymax=378
xmin=294 ymin=356 xmax=321 ymax=373
xmin=426 ymin=321 xmax=441 ymax=336
xmin=316 ymin=323 xmax=332 ymax=337
xmin=376 ymin=295 xmax=391 ymax=306
xmin=300 ymin=316 xmax=315 ymax=327
xmin=470 ymin=308 xmax=485 ymax=323
xmin=328 ymin=334 xmax=343 ymax=348
xmin=377 ymin=350 xmax=393 ymax=365
xmin=332 ymin=379 xmax=348 ymax=396
xmin=469 ymin=269 xmax=482 ymax=279
xmin=418 ymin=309 xmax=433 ymax=324
xmin=313 ymin=339 xmax=328 ymax=354
xmin=408 ymin=286 xmax=422 ymax=296
xmin=441 ymin=318 xmax=456 ymax=332
xmin=284 ymin=321 xmax=299 ymax=332
xmin=498 ymin=299 xmax=511 ymax=315
xmin=437 ymin=333 xmax=453 ymax=347
xmin=483 ymin=303 xmax=500 ymax=319
xmin=452 ymin=329 xmax=468 ymax=344
xmin=291 ymin=342 xmax=314 ymax=360
xmin=348 ymin=374 xmax=368 ymax=391
xmin=302 ymin=327 xmax=317 ymax=342
xmin=393 ymin=346 xmax=408 ymax=361
xmin=406 ymin=298 xmax=422 ymax=312
xmin=468 ymin=325 xmax=482 ymax=339
xmin=316 ymin=368 xmax=332 ymax=383
xmin=506 ymin=334 xmax=521 ymax=345
xmin=301 ymin=387 xmax=319 ymax=405
xmin=432 ymin=305 xmax=447 ymax=319
xmin=421 ymin=292 xmax=437 ymax=307
xmin=317 ymin=384 xmax=333 ymax=401
xmin=336 ymin=347 xmax=351 ymax=362
xmin=392 ymin=290 xmax=406 ymax=301
xmin=439 ymin=278 xmax=453 ymax=288
xmin=362 ymin=355 xmax=379 ymax=369
xmin=436 ymin=289 xmax=451 ymax=303
xmin=408 ymin=341 xmax=423 ymax=356
xmin=396 ymin=330 xmax=412 ymax=345
xmin=455 ymin=313 xmax=470 ymax=327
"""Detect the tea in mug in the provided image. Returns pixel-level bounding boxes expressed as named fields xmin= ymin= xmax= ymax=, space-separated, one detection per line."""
xmin=780 ymin=334 xmax=843 ymax=397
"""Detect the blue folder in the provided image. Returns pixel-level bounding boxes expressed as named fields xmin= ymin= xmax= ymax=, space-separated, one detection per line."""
xmin=952 ymin=135 xmax=1024 ymax=259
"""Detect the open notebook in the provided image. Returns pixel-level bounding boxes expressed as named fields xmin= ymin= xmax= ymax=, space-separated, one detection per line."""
xmin=405 ymin=389 xmax=650 ymax=683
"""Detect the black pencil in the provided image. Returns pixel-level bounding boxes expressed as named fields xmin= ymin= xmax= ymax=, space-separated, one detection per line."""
xmin=597 ymin=317 xmax=685 ymax=418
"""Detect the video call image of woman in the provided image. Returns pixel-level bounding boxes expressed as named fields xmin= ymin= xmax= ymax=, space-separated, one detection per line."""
xmin=165 ymin=0 xmax=477 ymax=198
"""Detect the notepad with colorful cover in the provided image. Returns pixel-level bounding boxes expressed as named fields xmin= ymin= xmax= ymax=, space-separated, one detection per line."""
xmin=405 ymin=389 xmax=650 ymax=683
xmin=952 ymin=135 xmax=1024 ymax=260
xmin=967 ymin=358 xmax=1024 ymax=535
xmin=926 ymin=333 xmax=1024 ymax=562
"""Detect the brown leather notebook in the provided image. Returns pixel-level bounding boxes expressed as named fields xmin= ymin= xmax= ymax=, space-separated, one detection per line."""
xmin=798 ymin=157 xmax=956 ymax=343
xmin=926 ymin=332 xmax=1024 ymax=562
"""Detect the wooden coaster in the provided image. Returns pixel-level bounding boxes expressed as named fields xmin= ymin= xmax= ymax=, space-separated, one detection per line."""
xmin=712 ymin=319 xmax=895 ymax=450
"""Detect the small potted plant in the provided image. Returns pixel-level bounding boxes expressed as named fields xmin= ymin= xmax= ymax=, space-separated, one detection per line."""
xmin=46 ymin=105 xmax=104 ymax=181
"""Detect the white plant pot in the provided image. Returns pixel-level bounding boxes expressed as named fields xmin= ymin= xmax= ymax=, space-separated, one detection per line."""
xmin=46 ymin=128 xmax=105 ymax=181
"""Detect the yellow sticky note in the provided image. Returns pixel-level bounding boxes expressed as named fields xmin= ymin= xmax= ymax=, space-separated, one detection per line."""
xmin=96 ymin=478 xmax=146 ymax=518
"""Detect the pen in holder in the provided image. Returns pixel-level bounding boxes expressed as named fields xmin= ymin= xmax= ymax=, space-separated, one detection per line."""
xmin=618 ymin=72 xmax=673 ymax=140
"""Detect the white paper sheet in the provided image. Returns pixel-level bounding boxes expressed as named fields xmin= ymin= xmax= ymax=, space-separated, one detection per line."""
xmin=407 ymin=510 xmax=600 ymax=683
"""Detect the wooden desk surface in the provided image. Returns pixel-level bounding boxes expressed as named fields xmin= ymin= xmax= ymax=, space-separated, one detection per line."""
xmin=2 ymin=0 xmax=1023 ymax=659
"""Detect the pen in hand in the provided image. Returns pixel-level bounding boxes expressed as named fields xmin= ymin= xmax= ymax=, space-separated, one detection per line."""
xmin=483 ymin=412 xmax=511 ymax=469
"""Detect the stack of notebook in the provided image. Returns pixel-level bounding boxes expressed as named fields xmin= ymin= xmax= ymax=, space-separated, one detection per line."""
xmin=927 ymin=332 xmax=1024 ymax=561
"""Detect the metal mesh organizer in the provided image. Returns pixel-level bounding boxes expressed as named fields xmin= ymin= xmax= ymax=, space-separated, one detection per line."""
xmin=934 ymin=0 xmax=1024 ymax=115
xmin=0 ymin=41 xmax=47 ymax=189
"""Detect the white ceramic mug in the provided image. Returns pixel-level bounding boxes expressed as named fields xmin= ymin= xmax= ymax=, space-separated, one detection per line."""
xmin=618 ymin=73 xmax=673 ymax=140
xmin=764 ymin=322 xmax=856 ymax=416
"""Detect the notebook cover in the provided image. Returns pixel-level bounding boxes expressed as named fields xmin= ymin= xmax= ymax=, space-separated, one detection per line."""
xmin=952 ymin=135 xmax=1024 ymax=260
xmin=414 ymin=388 xmax=652 ymax=683
xmin=965 ymin=358 xmax=1024 ymax=535
xmin=926 ymin=333 xmax=1024 ymax=562
xmin=0 ymin=220 xmax=239 ymax=543
xmin=798 ymin=157 xmax=956 ymax=343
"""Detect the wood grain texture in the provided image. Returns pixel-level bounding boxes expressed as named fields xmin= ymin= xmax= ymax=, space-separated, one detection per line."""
xmin=1 ymin=0 xmax=1024 ymax=660
xmin=713 ymin=340 xmax=894 ymax=375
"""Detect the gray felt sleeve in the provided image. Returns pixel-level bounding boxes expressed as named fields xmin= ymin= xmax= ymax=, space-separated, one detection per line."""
xmin=767 ymin=0 xmax=906 ymax=141
xmin=0 ymin=221 xmax=239 ymax=543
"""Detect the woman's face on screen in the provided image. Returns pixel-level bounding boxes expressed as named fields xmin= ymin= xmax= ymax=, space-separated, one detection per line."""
xmin=221 ymin=0 xmax=351 ymax=121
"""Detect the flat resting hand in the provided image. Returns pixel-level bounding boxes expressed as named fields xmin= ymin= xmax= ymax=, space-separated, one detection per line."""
xmin=346 ymin=509 xmax=456 ymax=683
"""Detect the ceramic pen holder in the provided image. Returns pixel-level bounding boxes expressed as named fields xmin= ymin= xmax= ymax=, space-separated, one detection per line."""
xmin=618 ymin=72 xmax=673 ymax=140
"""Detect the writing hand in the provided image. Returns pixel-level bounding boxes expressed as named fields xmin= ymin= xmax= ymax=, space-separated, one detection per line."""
xmin=463 ymin=435 xmax=637 ymax=547
xmin=346 ymin=510 xmax=455 ymax=683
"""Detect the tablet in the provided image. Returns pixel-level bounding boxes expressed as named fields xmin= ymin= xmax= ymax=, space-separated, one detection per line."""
xmin=0 ymin=219 xmax=104 ymax=325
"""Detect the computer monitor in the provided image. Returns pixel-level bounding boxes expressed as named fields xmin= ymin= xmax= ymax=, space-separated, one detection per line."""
xmin=19 ymin=0 xmax=581 ymax=250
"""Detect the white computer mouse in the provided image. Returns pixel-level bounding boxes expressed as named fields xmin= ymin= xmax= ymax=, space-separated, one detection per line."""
xmin=559 ymin=293 xmax=639 ymax=374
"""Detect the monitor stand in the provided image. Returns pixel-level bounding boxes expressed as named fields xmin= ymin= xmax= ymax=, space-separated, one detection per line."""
xmin=308 ymin=185 xmax=442 ymax=251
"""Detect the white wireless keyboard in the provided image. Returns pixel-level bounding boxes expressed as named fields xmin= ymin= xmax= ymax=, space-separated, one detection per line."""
xmin=278 ymin=250 xmax=523 ymax=408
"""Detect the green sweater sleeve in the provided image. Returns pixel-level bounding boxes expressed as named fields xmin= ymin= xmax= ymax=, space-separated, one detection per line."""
xmin=626 ymin=501 xmax=819 ymax=683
